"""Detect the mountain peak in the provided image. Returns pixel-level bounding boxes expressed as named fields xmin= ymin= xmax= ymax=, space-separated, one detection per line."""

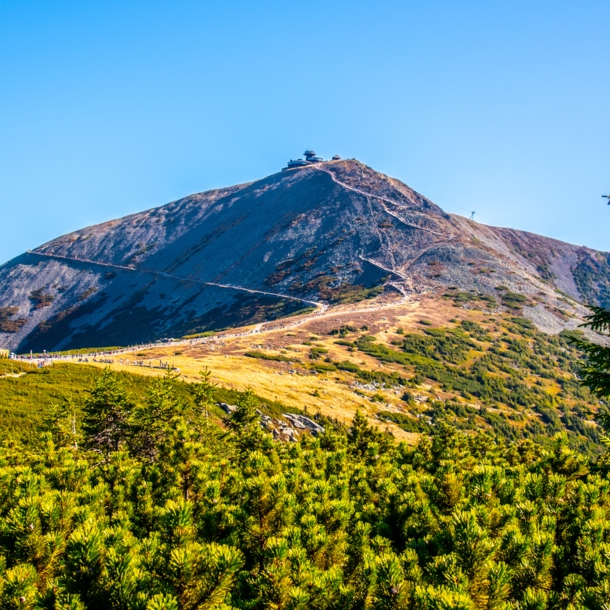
xmin=0 ymin=159 xmax=608 ymax=351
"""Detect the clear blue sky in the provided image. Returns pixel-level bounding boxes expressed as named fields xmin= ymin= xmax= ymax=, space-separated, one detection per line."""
xmin=1 ymin=0 xmax=610 ymax=264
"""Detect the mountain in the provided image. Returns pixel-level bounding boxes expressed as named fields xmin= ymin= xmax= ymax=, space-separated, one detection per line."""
xmin=1 ymin=158 xmax=608 ymax=352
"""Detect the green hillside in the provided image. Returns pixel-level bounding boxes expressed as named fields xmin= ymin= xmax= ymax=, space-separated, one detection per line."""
xmin=321 ymin=315 xmax=602 ymax=455
xmin=0 ymin=362 xmax=294 ymax=446
xmin=0 ymin=366 xmax=610 ymax=608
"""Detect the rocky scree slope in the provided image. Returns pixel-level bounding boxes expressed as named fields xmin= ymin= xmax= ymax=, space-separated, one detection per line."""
xmin=0 ymin=159 xmax=608 ymax=352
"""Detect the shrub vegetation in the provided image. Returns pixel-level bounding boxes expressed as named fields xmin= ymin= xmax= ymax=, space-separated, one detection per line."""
xmin=0 ymin=366 xmax=610 ymax=608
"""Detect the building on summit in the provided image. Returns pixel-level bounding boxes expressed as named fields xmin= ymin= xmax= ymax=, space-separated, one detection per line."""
xmin=282 ymin=150 xmax=342 ymax=170
xmin=304 ymin=150 xmax=322 ymax=162
xmin=283 ymin=150 xmax=325 ymax=170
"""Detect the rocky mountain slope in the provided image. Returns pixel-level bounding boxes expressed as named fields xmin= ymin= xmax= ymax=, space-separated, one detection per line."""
xmin=1 ymin=158 xmax=608 ymax=352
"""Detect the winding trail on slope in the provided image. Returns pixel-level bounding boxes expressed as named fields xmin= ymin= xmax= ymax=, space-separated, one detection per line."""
xmin=358 ymin=254 xmax=408 ymax=280
xmin=26 ymin=250 xmax=323 ymax=309
xmin=312 ymin=166 xmax=451 ymax=238
xmin=313 ymin=165 xmax=456 ymax=281
xmin=13 ymin=290 xmax=410 ymax=359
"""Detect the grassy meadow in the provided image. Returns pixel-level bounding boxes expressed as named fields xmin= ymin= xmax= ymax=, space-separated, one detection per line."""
xmin=0 ymin=361 xmax=300 ymax=446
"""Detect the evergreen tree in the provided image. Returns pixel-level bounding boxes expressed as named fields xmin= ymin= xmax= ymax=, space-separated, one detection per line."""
xmin=574 ymin=306 xmax=610 ymax=469
xmin=129 ymin=367 xmax=185 ymax=463
xmin=227 ymin=388 xmax=267 ymax=453
xmin=347 ymin=411 xmax=391 ymax=458
xmin=574 ymin=306 xmax=610 ymax=398
xmin=82 ymin=369 xmax=133 ymax=456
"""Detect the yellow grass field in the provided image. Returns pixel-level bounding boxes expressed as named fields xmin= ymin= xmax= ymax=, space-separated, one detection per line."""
xmin=81 ymin=293 xmax=498 ymax=443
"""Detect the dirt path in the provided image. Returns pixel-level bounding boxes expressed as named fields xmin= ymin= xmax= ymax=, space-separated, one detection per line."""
xmin=245 ymin=290 xmax=413 ymax=338
xmin=12 ymin=291 xmax=414 ymax=362
xmin=313 ymin=166 xmax=451 ymax=238
xmin=27 ymin=250 xmax=323 ymax=309
xmin=358 ymin=254 xmax=408 ymax=280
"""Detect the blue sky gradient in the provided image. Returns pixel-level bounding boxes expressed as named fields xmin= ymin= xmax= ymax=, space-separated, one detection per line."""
xmin=1 ymin=0 xmax=609 ymax=263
